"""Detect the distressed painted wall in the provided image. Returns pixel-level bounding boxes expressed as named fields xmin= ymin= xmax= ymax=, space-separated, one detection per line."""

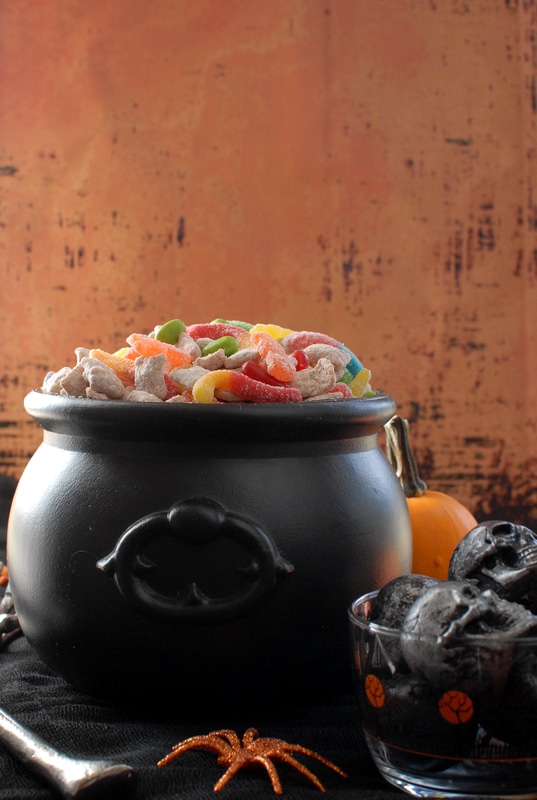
xmin=1 ymin=0 xmax=536 ymax=525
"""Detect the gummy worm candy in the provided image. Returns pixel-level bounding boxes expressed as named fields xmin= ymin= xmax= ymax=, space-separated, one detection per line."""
xmin=89 ymin=349 xmax=136 ymax=385
xmin=249 ymin=322 xmax=295 ymax=339
xmin=192 ymin=369 xmax=302 ymax=404
xmin=280 ymin=331 xmax=341 ymax=352
xmin=185 ymin=322 xmax=251 ymax=344
xmin=212 ymin=318 xmax=253 ymax=331
xmin=348 ymin=368 xmax=372 ymax=397
xmin=241 ymin=360 xmax=286 ymax=386
xmin=331 ymin=382 xmax=353 ymax=398
xmin=289 ymin=349 xmax=309 ymax=371
xmin=338 ymin=344 xmax=363 ymax=378
xmin=126 ymin=334 xmax=192 ymax=369
xmin=250 ymin=331 xmax=296 ymax=382
xmin=281 ymin=332 xmax=362 ymax=378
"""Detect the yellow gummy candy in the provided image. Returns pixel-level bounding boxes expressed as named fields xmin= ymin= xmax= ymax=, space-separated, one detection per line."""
xmin=192 ymin=370 xmax=233 ymax=404
xmin=248 ymin=323 xmax=295 ymax=340
xmin=349 ymin=368 xmax=372 ymax=397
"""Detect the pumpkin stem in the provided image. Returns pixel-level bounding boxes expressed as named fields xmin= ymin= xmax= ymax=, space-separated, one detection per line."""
xmin=385 ymin=415 xmax=428 ymax=498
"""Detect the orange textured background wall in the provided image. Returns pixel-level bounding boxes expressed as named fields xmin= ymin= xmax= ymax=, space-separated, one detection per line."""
xmin=1 ymin=0 xmax=536 ymax=525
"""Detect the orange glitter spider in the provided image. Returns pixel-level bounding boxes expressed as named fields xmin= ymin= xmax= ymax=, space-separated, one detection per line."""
xmin=157 ymin=727 xmax=347 ymax=794
xmin=0 ymin=565 xmax=8 ymax=587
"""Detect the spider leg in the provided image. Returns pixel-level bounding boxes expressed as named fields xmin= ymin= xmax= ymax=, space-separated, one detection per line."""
xmin=272 ymin=752 xmax=326 ymax=791
xmin=242 ymin=727 xmax=260 ymax=746
xmin=213 ymin=758 xmax=251 ymax=793
xmin=251 ymin=756 xmax=284 ymax=795
xmin=211 ymin=729 xmax=243 ymax=749
xmin=280 ymin=744 xmax=347 ymax=777
xmin=157 ymin=735 xmax=231 ymax=767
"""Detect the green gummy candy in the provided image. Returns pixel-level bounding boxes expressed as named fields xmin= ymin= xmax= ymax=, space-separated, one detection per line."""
xmin=212 ymin=318 xmax=253 ymax=331
xmin=202 ymin=336 xmax=240 ymax=357
xmin=339 ymin=369 xmax=354 ymax=385
xmin=156 ymin=319 xmax=186 ymax=344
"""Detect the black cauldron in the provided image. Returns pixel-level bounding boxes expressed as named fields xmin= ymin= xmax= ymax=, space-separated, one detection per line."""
xmin=7 ymin=390 xmax=411 ymax=711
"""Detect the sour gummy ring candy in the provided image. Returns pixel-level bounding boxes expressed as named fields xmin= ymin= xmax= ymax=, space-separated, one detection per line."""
xmin=192 ymin=370 xmax=302 ymax=404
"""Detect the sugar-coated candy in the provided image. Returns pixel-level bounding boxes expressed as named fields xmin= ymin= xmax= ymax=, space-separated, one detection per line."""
xmin=280 ymin=331 xmax=341 ymax=351
xmin=329 ymin=382 xmax=353 ymax=398
xmin=186 ymin=322 xmax=250 ymax=344
xmin=339 ymin=344 xmax=363 ymax=377
xmin=212 ymin=318 xmax=253 ymax=331
xmin=127 ymin=334 xmax=192 ymax=369
xmin=289 ymin=350 xmax=309 ymax=371
xmin=250 ymin=331 xmax=296 ymax=382
xmin=89 ymin=349 xmax=136 ymax=385
xmin=349 ymin=368 xmax=372 ymax=397
xmin=41 ymin=316 xmax=373 ymax=405
xmin=192 ymin=369 xmax=302 ymax=404
xmin=249 ymin=322 xmax=295 ymax=339
xmin=240 ymin=360 xmax=286 ymax=386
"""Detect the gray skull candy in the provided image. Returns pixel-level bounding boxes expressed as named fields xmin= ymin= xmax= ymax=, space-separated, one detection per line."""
xmin=370 ymin=574 xmax=439 ymax=629
xmin=366 ymin=574 xmax=440 ymax=675
xmin=400 ymin=581 xmax=537 ymax=701
xmin=448 ymin=520 xmax=537 ymax=613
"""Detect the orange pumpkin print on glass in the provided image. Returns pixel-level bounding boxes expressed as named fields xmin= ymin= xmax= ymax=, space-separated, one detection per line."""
xmin=365 ymin=674 xmax=385 ymax=709
xmin=438 ymin=690 xmax=474 ymax=725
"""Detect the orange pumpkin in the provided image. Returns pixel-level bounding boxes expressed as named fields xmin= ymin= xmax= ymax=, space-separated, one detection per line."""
xmin=385 ymin=416 xmax=477 ymax=580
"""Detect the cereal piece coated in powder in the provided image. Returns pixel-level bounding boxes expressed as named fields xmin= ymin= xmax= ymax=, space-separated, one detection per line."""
xmin=134 ymin=354 xmax=168 ymax=400
xmin=290 ymin=358 xmax=337 ymax=399
xmin=176 ymin=332 xmax=202 ymax=361
xmin=195 ymin=349 xmax=226 ymax=370
xmin=303 ymin=344 xmax=351 ymax=380
xmin=60 ymin=364 xmax=88 ymax=397
xmin=224 ymin=347 xmax=259 ymax=369
xmin=125 ymin=389 xmax=163 ymax=403
xmin=83 ymin=363 xmax=126 ymax=400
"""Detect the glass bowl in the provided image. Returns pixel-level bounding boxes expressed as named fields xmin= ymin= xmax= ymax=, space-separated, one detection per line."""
xmin=349 ymin=591 xmax=537 ymax=799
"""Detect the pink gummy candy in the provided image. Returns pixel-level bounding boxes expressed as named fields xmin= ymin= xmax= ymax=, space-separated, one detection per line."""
xmin=280 ymin=331 xmax=341 ymax=352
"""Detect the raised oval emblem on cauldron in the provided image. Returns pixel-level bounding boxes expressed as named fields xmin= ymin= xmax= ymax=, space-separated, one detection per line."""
xmin=97 ymin=498 xmax=295 ymax=624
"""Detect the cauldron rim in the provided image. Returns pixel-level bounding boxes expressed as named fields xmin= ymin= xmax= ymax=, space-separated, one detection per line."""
xmin=24 ymin=389 xmax=396 ymax=444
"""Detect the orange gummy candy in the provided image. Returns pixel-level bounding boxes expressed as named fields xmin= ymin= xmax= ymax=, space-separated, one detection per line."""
xmin=250 ymin=331 xmax=296 ymax=382
xmin=126 ymin=334 xmax=192 ymax=370
xmin=89 ymin=349 xmax=136 ymax=385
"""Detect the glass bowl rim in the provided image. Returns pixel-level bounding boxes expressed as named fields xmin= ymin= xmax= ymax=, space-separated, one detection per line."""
xmin=348 ymin=589 xmax=537 ymax=645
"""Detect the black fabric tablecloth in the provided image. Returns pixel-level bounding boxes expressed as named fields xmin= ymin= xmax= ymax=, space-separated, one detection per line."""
xmin=0 ymin=634 xmax=402 ymax=800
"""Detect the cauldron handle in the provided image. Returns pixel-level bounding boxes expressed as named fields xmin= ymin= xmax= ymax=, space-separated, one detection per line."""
xmin=96 ymin=498 xmax=294 ymax=624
